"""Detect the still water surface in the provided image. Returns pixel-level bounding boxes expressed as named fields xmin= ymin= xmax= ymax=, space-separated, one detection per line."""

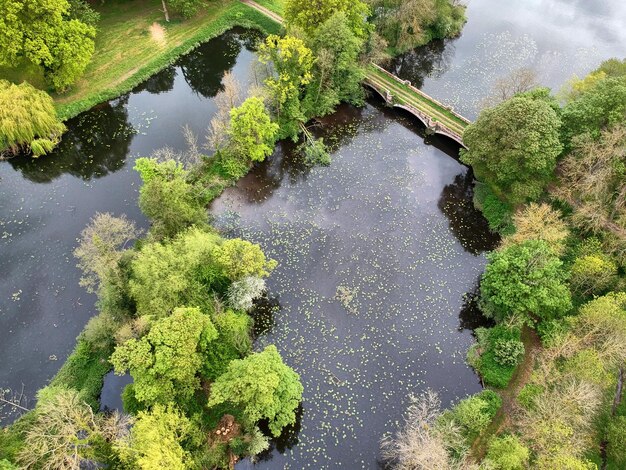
xmin=0 ymin=0 xmax=623 ymax=466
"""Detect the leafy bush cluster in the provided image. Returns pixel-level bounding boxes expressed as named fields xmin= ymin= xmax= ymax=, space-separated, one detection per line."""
xmin=467 ymin=325 xmax=523 ymax=388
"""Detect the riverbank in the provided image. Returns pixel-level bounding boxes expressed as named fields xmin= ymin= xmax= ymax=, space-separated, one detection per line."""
xmin=0 ymin=0 xmax=281 ymax=121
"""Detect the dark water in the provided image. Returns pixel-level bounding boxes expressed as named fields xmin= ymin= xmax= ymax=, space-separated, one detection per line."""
xmin=0 ymin=0 xmax=622 ymax=466
xmin=0 ymin=28 xmax=263 ymax=420
xmin=214 ymin=105 xmax=497 ymax=468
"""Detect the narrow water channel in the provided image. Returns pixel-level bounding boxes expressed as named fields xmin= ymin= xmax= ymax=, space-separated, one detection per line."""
xmin=1 ymin=0 xmax=624 ymax=466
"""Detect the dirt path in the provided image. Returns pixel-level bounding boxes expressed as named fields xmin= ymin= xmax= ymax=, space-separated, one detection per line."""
xmin=470 ymin=325 xmax=542 ymax=461
xmin=240 ymin=0 xmax=284 ymax=25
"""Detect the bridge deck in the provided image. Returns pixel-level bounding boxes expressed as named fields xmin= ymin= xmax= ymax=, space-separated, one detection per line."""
xmin=365 ymin=65 xmax=469 ymax=135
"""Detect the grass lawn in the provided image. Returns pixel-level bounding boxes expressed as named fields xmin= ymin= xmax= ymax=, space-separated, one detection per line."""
xmin=0 ymin=0 xmax=281 ymax=120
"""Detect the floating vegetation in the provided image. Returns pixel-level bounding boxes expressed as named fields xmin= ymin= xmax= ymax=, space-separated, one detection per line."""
xmin=212 ymin=104 xmax=497 ymax=468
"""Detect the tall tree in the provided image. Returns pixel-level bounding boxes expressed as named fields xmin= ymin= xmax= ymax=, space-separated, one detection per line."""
xmin=479 ymin=240 xmax=572 ymax=325
xmin=284 ymin=0 xmax=371 ymax=39
xmin=0 ymin=80 xmax=66 ymax=157
xmin=304 ymin=12 xmax=366 ymax=117
xmin=0 ymin=0 xmax=96 ymax=90
xmin=227 ymin=97 xmax=279 ymax=162
xmin=461 ymin=89 xmax=563 ymax=205
xmin=258 ymin=35 xmax=315 ymax=139
xmin=111 ymin=307 xmax=218 ymax=407
xmin=207 ymin=345 xmax=303 ymax=436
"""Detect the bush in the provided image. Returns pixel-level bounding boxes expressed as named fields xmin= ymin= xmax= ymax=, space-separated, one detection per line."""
xmin=493 ymin=339 xmax=525 ymax=367
xmin=536 ymin=318 xmax=569 ymax=348
xmin=484 ymin=435 xmax=530 ymax=470
xmin=516 ymin=383 xmax=543 ymax=410
xmin=441 ymin=390 xmax=502 ymax=441
xmin=474 ymin=183 xmax=515 ymax=235
xmin=468 ymin=326 xmax=522 ymax=388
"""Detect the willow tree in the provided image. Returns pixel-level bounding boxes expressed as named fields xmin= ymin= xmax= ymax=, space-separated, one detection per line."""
xmin=0 ymin=0 xmax=96 ymax=90
xmin=0 ymin=80 xmax=66 ymax=157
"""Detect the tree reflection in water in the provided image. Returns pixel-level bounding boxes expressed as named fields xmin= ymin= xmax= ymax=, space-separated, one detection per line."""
xmin=8 ymin=96 xmax=135 ymax=183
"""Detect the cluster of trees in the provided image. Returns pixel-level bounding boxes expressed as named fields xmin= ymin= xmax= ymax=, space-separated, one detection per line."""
xmin=0 ymin=69 xmax=302 ymax=467
xmin=365 ymin=0 xmax=466 ymax=54
xmin=383 ymin=58 xmax=626 ymax=469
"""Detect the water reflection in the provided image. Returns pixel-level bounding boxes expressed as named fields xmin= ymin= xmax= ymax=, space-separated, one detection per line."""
xmin=438 ymin=171 xmax=500 ymax=255
xmin=179 ymin=29 xmax=263 ymax=98
xmin=458 ymin=282 xmax=494 ymax=332
xmin=8 ymin=97 xmax=135 ymax=183
xmin=388 ymin=39 xmax=455 ymax=89
xmin=134 ymin=65 xmax=177 ymax=95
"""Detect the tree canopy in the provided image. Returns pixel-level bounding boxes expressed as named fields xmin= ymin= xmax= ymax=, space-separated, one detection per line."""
xmin=228 ymin=97 xmax=279 ymax=163
xmin=480 ymin=240 xmax=572 ymax=324
xmin=461 ymin=89 xmax=563 ymax=204
xmin=0 ymin=0 xmax=96 ymax=90
xmin=111 ymin=307 xmax=218 ymax=406
xmin=285 ymin=0 xmax=371 ymax=39
xmin=208 ymin=345 xmax=303 ymax=436
xmin=0 ymin=80 xmax=66 ymax=157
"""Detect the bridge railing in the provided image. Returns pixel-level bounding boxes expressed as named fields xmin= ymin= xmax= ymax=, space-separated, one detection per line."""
xmin=369 ymin=63 xmax=472 ymax=126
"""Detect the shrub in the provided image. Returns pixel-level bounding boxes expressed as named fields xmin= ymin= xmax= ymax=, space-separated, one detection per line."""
xmin=473 ymin=183 xmax=515 ymax=235
xmin=227 ymin=276 xmax=267 ymax=311
xmin=484 ymin=435 xmax=530 ymax=470
xmin=441 ymin=390 xmax=502 ymax=441
xmin=0 ymin=80 xmax=66 ymax=157
xmin=570 ymin=254 xmax=618 ymax=296
xmin=468 ymin=325 xmax=523 ymax=388
xmin=517 ymin=383 xmax=543 ymax=410
xmin=493 ymin=339 xmax=525 ymax=367
xmin=536 ymin=318 xmax=569 ymax=348
xmin=607 ymin=416 xmax=626 ymax=466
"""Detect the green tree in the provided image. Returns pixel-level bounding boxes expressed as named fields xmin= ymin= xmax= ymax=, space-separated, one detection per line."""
xmin=484 ymin=435 xmax=530 ymax=470
xmin=130 ymin=228 xmax=222 ymax=318
xmin=111 ymin=307 xmax=218 ymax=406
xmin=461 ymin=90 xmax=563 ymax=204
xmin=116 ymin=404 xmax=194 ymax=470
xmin=135 ymin=157 xmax=208 ymax=240
xmin=228 ymin=97 xmax=279 ymax=163
xmin=561 ymin=75 xmax=626 ymax=147
xmin=258 ymin=35 xmax=314 ymax=139
xmin=304 ymin=12 xmax=366 ymax=117
xmin=480 ymin=240 xmax=572 ymax=324
xmin=208 ymin=345 xmax=303 ymax=436
xmin=215 ymin=238 xmax=277 ymax=281
xmin=0 ymin=80 xmax=66 ymax=157
xmin=285 ymin=0 xmax=371 ymax=38
xmin=0 ymin=0 xmax=96 ymax=90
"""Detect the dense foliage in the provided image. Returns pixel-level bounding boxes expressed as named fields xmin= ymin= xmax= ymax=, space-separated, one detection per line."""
xmin=366 ymin=0 xmax=466 ymax=53
xmin=0 ymin=80 xmax=66 ymax=157
xmin=461 ymin=89 xmax=563 ymax=205
xmin=0 ymin=0 xmax=96 ymax=90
